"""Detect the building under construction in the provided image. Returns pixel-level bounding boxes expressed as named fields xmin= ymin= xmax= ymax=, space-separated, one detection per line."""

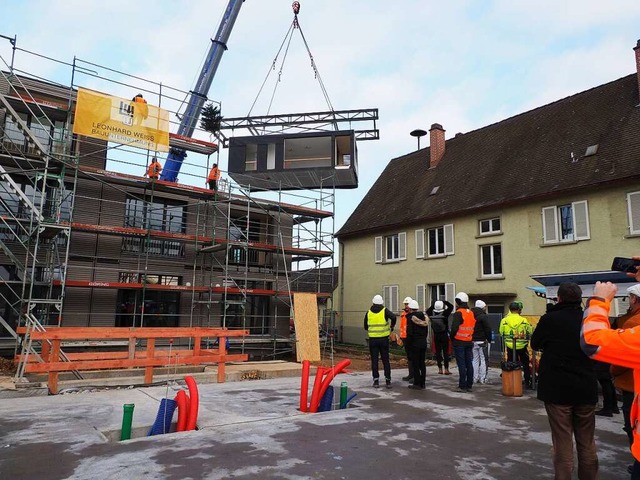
xmin=0 ymin=38 xmax=378 ymax=377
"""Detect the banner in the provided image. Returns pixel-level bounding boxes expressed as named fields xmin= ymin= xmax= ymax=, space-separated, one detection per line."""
xmin=73 ymin=88 xmax=169 ymax=152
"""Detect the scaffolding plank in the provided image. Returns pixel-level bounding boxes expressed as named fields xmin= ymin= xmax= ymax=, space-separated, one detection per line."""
xmin=293 ymin=292 xmax=320 ymax=362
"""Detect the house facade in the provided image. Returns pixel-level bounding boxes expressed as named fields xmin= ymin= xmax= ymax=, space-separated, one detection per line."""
xmin=335 ymin=41 xmax=640 ymax=345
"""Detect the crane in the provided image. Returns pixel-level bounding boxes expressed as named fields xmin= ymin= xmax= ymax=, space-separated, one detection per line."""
xmin=160 ymin=0 xmax=244 ymax=182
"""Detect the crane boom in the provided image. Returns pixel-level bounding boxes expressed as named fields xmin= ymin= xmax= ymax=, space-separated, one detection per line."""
xmin=161 ymin=0 xmax=244 ymax=182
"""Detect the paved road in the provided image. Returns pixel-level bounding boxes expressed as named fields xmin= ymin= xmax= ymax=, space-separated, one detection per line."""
xmin=0 ymin=366 xmax=632 ymax=479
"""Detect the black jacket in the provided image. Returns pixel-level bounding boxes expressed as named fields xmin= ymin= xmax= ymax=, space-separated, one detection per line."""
xmin=426 ymin=300 xmax=454 ymax=334
xmin=471 ymin=307 xmax=492 ymax=342
xmin=405 ymin=311 xmax=428 ymax=348
xmin=363 ymin=304 xmax=397 ymax=332
xmin=530 ymin=302 xmax=597 ymax=405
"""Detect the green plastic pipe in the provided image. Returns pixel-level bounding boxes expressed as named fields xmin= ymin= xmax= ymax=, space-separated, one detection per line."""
xmin=340 ymin=382 xmax=348 ymax=409
xmin=120 ymin=403 xmax=135 ymax=441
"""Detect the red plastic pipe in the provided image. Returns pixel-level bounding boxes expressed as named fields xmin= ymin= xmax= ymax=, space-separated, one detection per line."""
xmin=309 ymin=359 xmax=351 ymax=413
xmin=185 ymin=376 xmax=199 ymax=431
xmin=299 ymin=360 xmax=311 ymax=412
xmin=174 ymin=390 xmax=190 ymax=432
xmin=308 ymin=367 xmax=328 ymax=414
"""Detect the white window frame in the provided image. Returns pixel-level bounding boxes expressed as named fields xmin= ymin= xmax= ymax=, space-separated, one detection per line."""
xmin=427 ymin=224 xmax=454 ymax=258
xmin=375 ymin=232 xmax=406 ymax=263
xmin=383 ymin=285 xmax=399 ymax=313
xmin=479 ymin=217 xmax=501 ymax=236
xmin=427 ymin=282 xmax=455 ymax=305
xmin=627 ymin=192 xmax=640 ymax=235
xmin=480 ymin=243 xmax=503 ymax=278
xmin=542 ymin=201 xmax=590 ymax=244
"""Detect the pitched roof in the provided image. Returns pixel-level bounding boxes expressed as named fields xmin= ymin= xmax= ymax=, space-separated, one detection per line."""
xmin=336 ymin=74 xmax=640 ymax=238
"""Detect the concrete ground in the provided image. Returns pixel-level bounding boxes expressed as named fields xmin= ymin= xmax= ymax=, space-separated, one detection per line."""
xmin=0 ymin=364 xmax=633 ymax=480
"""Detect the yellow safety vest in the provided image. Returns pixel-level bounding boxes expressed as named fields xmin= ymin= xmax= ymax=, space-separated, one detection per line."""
xmin=367 ymin=309 xmax=390 ymax=338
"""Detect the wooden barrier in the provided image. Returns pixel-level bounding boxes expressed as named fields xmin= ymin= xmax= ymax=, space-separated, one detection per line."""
xmin=15 ymin=327 xmax=249 ymax=394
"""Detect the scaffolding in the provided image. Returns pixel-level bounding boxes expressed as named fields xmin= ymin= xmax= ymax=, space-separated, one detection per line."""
xmin=0 ymin=41 xmax=343 ymax=380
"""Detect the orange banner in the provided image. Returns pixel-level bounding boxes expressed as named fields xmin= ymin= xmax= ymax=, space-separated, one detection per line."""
xmin=73 ymin=88 xmax=169 ymax=152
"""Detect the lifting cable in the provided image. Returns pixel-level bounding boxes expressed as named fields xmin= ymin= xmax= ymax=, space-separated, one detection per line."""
xmin=246 ymin=1 xmax=335 ymax=119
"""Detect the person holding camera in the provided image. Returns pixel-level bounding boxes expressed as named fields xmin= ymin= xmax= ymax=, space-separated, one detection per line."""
xmin=581 ymin=258 xmax=640 ymax=480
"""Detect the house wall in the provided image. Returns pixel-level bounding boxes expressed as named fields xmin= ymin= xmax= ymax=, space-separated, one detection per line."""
xmin=336 ymin=183 xmax=640 ymax=345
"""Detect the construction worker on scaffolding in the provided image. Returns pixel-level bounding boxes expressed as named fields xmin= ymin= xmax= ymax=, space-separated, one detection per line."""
xmin=208 ymin=163 xmax=221 ymax=191
xmin=146 ymin=157 xmax=162 ymax=180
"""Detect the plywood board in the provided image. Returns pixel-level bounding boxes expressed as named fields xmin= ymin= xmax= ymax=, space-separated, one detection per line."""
xmin=293 ymin=292 xmax=320 ymax=362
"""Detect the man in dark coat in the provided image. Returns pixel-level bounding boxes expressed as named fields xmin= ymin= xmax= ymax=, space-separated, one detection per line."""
xmin=406 ymin=300 xmax=428 ymax=390
xmin=530 ymin=282 xmax=598 ymax=480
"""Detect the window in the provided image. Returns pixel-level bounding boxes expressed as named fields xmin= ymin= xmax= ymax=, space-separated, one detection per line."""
xmin=627 ymin=192 xmax=640 ymax=235
xmin=123 ymin=196 xmax=186 ymax=257
xmin=383 ymin=285 xmax=398 ymax=313
xmin=480 ymin=244 xmax=502 ymax=278
xmin=427 ymin=224 xmax=454 ymax=257
xmin=284 ymin=136 xmax=332 ymax=169
xmin=228 ymin=219 xmax=262 ymax=266
xmin=374 ymin=233 xmax=406 ymax=263
xmin=245 ymin=144 xmax=258 ymax=171
xmin=2 ymin=112 xmax=65 ymax=155
xmin=479 ymin=217 xmax=501 ymax=235
xmin=542 ymin=201 xmax=589 ymax=244
xmin=427 ymin=283 xmax=455 ymax=305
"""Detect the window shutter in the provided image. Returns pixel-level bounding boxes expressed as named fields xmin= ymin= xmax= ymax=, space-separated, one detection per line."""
xmin=628 ymin=192 xmax=640 ymax=235
xmin=375 ymin=236 xmax=383 ymax=263
xmin=444 ymin=224 xmax=454 ymax=255
xmin=383 ymin=285 xmax=391 ymax=308
xmin=614 ymin=297 xmax=630 ymax=317
xmin=542 ymin=206 xmax=558 ymax=244
xmin=398 ymin=232 xmax=406 ymax=260
xmin=445 ymin=283 xmax=455 ymax=303
xmin=391 ymin=285 xmax=399 ymax=313
xmin=415 ymin=284 xmax=425 ymax=311
xmin=415 ymin=229 xmax=425 ymax=258
xmin=572 ymin=200 xmax=590 ymax=241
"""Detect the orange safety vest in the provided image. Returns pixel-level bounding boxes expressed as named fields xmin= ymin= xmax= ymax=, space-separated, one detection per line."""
xmin=454 ymin=308 xmax=476 ymax=342
xmin=581 ymin=296 xmax=640 ymax=462
xmin=147 ymin=161 xmax=161 ymax=178
xmin=399 ymin=308 xmax=409 ymax=339
xmin=208 ymin=166 xmax=220 ymax=181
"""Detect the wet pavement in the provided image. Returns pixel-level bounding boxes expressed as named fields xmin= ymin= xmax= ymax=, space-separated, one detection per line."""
xmin=0 ymin=365 xmax=632 ymax=479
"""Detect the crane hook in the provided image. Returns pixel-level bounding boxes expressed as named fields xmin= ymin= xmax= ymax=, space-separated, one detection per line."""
xmin=292 ymin=1 xmax=300 ymax=15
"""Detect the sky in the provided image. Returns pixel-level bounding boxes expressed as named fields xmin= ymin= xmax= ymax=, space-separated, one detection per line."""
xmin=2 ymin=0 xmax=640 ymax=234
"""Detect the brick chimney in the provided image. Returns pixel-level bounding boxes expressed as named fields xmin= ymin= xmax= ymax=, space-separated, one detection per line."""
xmin=429 ymin=123 xmax=445 ymax=168
xmin=635 ymin=39 xmax=640 ymax=104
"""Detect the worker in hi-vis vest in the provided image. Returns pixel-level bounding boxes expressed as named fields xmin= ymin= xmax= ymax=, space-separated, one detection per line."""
xmin=399 ymin=296 xmax=414 ymax=382
xmin=581 ymin=265 xmax=640 ymax=478
xmin=208 ymin=163 xmax=221 ymax=191
xmin=364 ymin=294 xmax=396 ymax=389
xmin=146 ymin=157 xmax=162 ymax=180
xmin=449 ymin=292 xmax=477 ymax=393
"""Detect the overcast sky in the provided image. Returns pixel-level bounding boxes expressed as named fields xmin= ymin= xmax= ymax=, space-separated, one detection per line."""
xmin=2 ymin=0 xmax=640 ymax=232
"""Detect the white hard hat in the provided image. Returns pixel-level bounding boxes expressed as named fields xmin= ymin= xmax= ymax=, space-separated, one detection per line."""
xmin=455 ymin=292 xmax=469 ymax=303
xmin=475 ymin=300 xmax=487 ymax=309
xmin=372 ymin=294 xmax=384 ymax=305
xmin=403 ymin=297 xmax=413 ymax=304
xmin=627 ymin=284 xmax=640 ymax=298
xmin=433 ymin=301 xmax=445 ymax=312
xmin=408 ymin=300 xmax=420 ymax=310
